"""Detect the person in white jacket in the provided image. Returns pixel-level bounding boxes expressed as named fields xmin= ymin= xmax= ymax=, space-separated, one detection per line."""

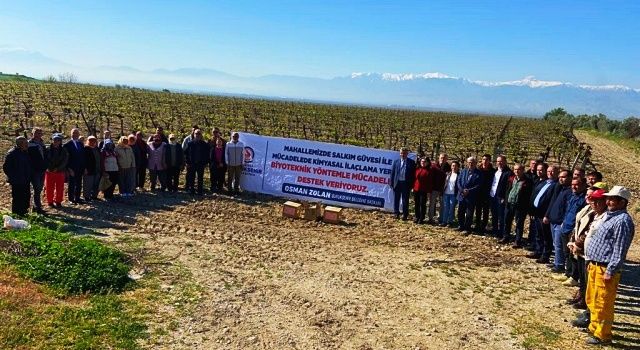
xmin=225 ymin=132 xmax=244 ymax=194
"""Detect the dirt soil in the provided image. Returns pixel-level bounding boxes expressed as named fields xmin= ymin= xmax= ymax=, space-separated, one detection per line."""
xmin=1 ymin=132 xmax=639 ymax=349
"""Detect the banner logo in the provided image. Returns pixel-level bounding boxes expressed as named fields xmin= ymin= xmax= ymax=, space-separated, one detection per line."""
xmin=243 ymin=146 xmax=255 ymax=163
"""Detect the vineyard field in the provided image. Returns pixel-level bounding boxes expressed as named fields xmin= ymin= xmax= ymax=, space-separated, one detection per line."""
xmin=0 ymin=81 xmax=585 ymax=168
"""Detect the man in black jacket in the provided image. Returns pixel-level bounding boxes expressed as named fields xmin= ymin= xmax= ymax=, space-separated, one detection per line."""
xmin=63 ymin=128 xmax=86 ymax=204
xmin=3 ymin=137 xmax=32 ymax=215
xmin=165 ymin=134 xmax=184 ymax=193
xmin=489 ymin=155 xmax=512 ymax=238
xmin=528 ymin=164 xmax=559 ymax=263
xmin=27 ymin=127 xmax=47 ymax=213
xmin=185 ymin=129 xmax=210 ymax=195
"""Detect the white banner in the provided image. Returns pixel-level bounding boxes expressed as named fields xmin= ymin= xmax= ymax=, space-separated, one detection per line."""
xmin=237 ymin=132 xmax=401 ymax=211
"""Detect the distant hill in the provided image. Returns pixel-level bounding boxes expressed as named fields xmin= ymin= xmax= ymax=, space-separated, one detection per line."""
xmin=0 ymin=72 xmax=38 ymax=82
xmin=2 ymin=47 xmax=640 ymax=118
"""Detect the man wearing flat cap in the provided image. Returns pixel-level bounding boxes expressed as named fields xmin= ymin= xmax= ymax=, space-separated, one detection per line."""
xmin=584 ymin=185 xmax=634 ymax=345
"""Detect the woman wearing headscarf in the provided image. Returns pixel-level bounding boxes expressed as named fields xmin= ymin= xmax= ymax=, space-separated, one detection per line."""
xmin=116 ymin=136 xmax=136 ymax=197
xmin=147 ymin=133 xmax=168 ymax=191
xmin=83 ymin=136 xmax=102 ymax=201
xmin=101 ymin=140 xmax=119 ymax=199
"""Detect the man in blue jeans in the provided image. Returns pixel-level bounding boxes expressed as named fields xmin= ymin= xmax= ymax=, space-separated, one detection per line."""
xmin=556 ymin=176 xmax=587 ymax=279
xmin=543 ymin=169 xmax=571 ymax=272
xmin=389 ymin=147 xmax=416 ymax=221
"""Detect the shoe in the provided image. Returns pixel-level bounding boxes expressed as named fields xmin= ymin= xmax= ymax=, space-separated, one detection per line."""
xmin=402 ymin=216 xmax=409 ymax=221
xmin=550 ymin=266 xmax=566 ymax=274
xmin=498 ymin=237 xmax=510 ymax=244
xmin=552 ymin=274 xmax=569 ymax=281
xmin=546 ymin=263 xmax=556 ymax=268
xmin=54 ymin=202 xmax=62 ymax=208
xmin=585 ymin=336 xmax=611 ymax=345
xmin=394 ymin=214 xmax=400 ymax=220
xmin=536 ymin=257 xmax=550 ymax=264
xmin=48 ymin=203 xmax=55 ymax=208
xmin=573 ymin=301 xmax=587 ymax=310
xmin=512 ymin=243 xmax=523 ymax=249
xmin=566 ymin=297 xmax=580 ymax=305
xmin=572 ymin=317 xmax=590 ymax=328
xmin=563 ymin=277 xmax=579 ymax=287
xmin=427 ymin=220 xmax=436 ymax=225
xmin=527 ymin=253 xmax=541 ymax=259
xmin=439 ymin=223 xmax=448 ymax=227
xmin=414 ymin=218 xmax=420 ymax=223
xmin=76 ymin=198 xmax=85 ymax=204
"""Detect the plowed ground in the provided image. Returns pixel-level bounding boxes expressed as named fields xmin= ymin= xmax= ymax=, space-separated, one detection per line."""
xmin=1 ymin=132 xmax=639 ymax=350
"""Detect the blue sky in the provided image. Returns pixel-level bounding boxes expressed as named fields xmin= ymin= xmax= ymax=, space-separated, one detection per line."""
xmin=1 ymin=0 xmax=639 ymax=87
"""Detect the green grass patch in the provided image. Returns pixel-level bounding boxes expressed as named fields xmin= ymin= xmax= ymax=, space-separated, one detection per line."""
xmin=0 ymin=287 xmax=148 ymax=350
xmin=1 ymin=222 xmax=131 ymax=295
xmin=0 ymin=218 xmax=151 ymax=349
xmin=513 ymin=315 xmax=561 ymax=350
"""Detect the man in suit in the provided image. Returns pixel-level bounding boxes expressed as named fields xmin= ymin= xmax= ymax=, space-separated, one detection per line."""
xmin=489 ymin=155 xmax=513 ymax=238
xmin=63 ymin=128 xmax=86 ymax=204
xmin=456 ymin=156 xmax=483 ymax=234
xmin=389 ymin=147 xmax=416 ymax=220
xmin=528 ymin=164 xmax=559 ymax=263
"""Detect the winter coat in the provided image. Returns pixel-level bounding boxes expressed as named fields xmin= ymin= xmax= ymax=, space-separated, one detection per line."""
xmin=413 ymin=167 xmax=430 ymax=193
xmin=3 ymin=147 xmax=32 ymax=185
xmin=27 ymin=138 xmax=48 ymax=173
xmin=225 ymin=140 xmax=245 ymax=167
xmin=165 ymin=143 xmax=185 ymax=168
xmin=186 ymin=139 xmax=210 ymax=166
xmin=132 ymin=141 xmax=149 ymax=168
xmin=84 ymin=146 xmax=102 ymax=175
xmin=430 ymin=165 xmax=446 ymax=193
xmin=46 ymin=145 xmax=69 ymax=172
xmin=115 ymin=144 xmax=136 ymax=169
xmin=147 ymin=142 xmax=167 ymax=170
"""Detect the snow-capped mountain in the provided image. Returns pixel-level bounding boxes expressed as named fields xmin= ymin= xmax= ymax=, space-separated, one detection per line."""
xmin=1 ymin=48 xmax=639 ymax=118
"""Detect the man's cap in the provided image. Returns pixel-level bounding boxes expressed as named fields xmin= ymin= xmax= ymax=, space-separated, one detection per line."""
xmin=52 ymin=133 xmax=63 ymax=140
xmin=604 ymin=185 xmax=631 ymax=201
xmin=589 ymin=189 xmax=606 ymax=200
xmin=591 ymin=182 xmax=609 ymax=191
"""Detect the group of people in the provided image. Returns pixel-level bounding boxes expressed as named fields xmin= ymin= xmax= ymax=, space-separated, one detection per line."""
xmin=2 ymin=130 xmax=636 ymax=345
xmin=390 ymin=149 xmax=635 ymax=345
xmin=2 ymin=126 xmax=247 ymax=216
